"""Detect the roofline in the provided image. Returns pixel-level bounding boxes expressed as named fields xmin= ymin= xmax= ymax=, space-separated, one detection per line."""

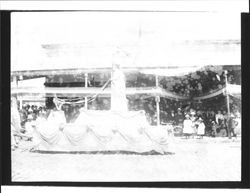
xmin=11 ymin=65 xmax=241 ymax=77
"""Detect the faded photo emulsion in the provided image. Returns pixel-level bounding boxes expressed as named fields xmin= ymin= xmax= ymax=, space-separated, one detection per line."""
xmin=10 ymin=3 xmax=245 ymax=181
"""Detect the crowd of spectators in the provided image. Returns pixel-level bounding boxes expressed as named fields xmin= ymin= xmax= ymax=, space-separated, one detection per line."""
xmin=17 ymin=94 xmax=241 ymax=138
xmin=126 ymin=93 xmax=241 ymax=137
xmin=19 ymin=104 xmax=49 ymax=127
xmin=19 ymin=102 xmax=88 ymax=125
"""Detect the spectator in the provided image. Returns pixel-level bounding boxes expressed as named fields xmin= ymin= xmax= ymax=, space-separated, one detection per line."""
xmin=234 ymin=111 xmax=241 ymax=135
xmin=11 ymin=97 xmax=22 ymax=148
xmin=197 ymin=117 xmax=205 ymax=139
xmin=19 ymin=105 xmax=28 ymax=127
xmin=227 ymin=113 xmax=237 ymax=139
xmin=215 ymin=110 xmax=224 ymax=125
xmin=169 ymin=110 xmax=176 ymax=124
xmin=24 ymin=114 xmax=35 ymax=139
xmin=190 ymin=109 xmax=197 ymax=122
xmin=175 ymin=108 xmax=184 ymax=125
xmin=211 ymin=121 xmax=218 ymax=137
xmin=222 ymin=110 xmax=229 ymax=134
xmin=183 ymin=114 xmax=193 ymax=139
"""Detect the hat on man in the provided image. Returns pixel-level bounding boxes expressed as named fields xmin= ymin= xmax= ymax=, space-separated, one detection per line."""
xmin=198 ymin=117 xmax=203 ymax=122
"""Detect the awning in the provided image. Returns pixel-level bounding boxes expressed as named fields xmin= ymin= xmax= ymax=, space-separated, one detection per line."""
xmin=11 ymin=77 xmax=46 ymax=87
xmin=140 ymin=66 xmax=203 ymax=77
xmin=227 ymin=84 xmax=241 ymax=96
xmin=193 ymin=84 xmax=241 ymax=100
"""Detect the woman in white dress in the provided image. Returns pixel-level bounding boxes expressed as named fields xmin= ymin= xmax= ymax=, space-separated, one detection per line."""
xmin=183 ymin=114 xmax=193 ymax=138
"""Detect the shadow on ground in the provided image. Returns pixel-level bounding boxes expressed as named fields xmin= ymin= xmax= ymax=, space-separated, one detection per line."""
xmin=31 ymin=150 xmax=175 ymax=155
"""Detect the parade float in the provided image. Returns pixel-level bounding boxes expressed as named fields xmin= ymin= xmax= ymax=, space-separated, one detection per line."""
xmin=10 ymin=12 xmax=241 ymax=153
xmin=28 ymin=62 xmax=172 ymax=153
xmin=11 ymin=48 xmax=191 ymax=154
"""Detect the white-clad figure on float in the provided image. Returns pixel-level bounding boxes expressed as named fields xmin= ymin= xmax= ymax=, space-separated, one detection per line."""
xmin=111 ymin=49 xmax=128 ymax=113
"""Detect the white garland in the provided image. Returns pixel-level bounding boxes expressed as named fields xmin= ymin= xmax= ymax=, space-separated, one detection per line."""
xmin=53 ymin=78 xmax=111 ymax=108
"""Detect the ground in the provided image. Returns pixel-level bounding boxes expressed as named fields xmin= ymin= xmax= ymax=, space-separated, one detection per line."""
xmin=11 ymin=136 xmax=241 ymax=182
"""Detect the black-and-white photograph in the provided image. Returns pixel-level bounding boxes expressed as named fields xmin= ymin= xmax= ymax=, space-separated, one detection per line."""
xmin=9 ymin=0 xmax=247 ymax=182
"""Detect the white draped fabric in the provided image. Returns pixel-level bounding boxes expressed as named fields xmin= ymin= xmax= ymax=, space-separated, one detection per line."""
xmin=193 ymin=84 xmax=241 ymax=101
xmin=31 ymin=110 xmax=169 ymax=153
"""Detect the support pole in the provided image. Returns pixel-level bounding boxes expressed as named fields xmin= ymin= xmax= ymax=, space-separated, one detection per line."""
xmin=224 ymin=70 xmax=231 ymax=138
xmin=156 ymin=96 xmax=160 ymax=126
xmin=155 ymin=75 xmax=160 ymax=126
xmin=84 ymin=73 xmax=88 ymax=110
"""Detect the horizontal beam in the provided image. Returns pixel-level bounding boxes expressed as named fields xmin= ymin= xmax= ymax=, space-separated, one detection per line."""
xmin=10 ymin=65 xmax=240 ymax=77
xmin=11 ymin=87 xmax=160 ymax=95
xmin=11 ymin=66 xmax=196 ymax=76
xmin=11 ymin=86 xmax=189 ymax=100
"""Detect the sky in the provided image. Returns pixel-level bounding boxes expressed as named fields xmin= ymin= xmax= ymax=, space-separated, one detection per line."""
xmin=11 ymin=2 xmax=247 ymax=71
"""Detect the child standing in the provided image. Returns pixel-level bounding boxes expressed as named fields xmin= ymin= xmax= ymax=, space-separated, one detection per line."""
xmin=197 ymin=117 xmax=205 ymax=139
xmin=183 ymin=114 xmax=193 ymax=139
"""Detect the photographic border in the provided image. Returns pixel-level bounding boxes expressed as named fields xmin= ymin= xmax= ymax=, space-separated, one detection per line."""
xmin=1 ymin=9 xmax=250 ymax=188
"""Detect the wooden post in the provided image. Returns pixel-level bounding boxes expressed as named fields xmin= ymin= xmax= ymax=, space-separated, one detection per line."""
xmin=84 ymin=73 xmax=88 ymax=110
xmin=155 ymin=74 xmax=159 ymax=88
xmin=224 ymin=70 xmax=231 ymax=138
xmin=155 ymin=75 xmax=160 ymax=126
xmin=156 ymin=96 xmax=160 ymax=126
